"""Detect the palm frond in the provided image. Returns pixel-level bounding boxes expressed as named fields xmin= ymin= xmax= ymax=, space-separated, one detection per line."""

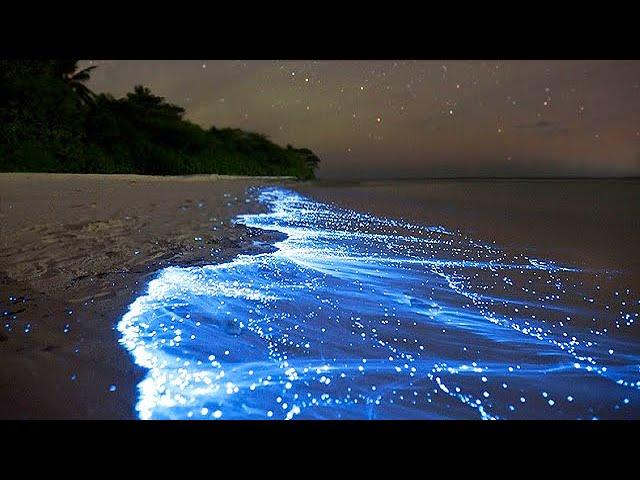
xmin=71 ymin=65 xmax=97 ymax=82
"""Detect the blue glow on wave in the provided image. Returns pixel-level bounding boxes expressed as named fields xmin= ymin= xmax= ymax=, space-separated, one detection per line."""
xmin=118 ymin=187 xmax=640 ymax=419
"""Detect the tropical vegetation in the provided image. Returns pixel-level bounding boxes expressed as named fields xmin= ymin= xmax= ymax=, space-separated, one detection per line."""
xmin=0 ymin=60 xmax=320 ymax=179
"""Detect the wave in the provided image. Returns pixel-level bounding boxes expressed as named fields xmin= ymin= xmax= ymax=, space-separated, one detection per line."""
xmin=118 ymin=187 xmax=640 ymax=419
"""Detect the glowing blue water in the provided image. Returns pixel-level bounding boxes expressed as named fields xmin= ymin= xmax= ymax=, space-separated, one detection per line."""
xmin=118 ymin=187 xmax=640 ymax=419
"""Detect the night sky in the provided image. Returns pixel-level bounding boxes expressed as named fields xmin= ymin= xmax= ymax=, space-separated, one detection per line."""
xmin=82 ymin=60 xmax=640 ymax=179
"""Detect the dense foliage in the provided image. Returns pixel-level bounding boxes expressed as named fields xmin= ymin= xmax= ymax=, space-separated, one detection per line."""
xmin=0 ymin=60 xmax=320 ymax=179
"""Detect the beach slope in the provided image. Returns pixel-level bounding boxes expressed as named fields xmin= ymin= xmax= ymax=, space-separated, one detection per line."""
xmin=0 ymin=173 xmax=291 ymax=419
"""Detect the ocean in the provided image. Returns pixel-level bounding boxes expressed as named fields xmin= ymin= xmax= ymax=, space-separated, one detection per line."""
xmin=118 ymin=180 xmax=640 ymax=419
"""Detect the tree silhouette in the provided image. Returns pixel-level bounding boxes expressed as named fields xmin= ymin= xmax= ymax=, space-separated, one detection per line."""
xmin=294 ymin=147 xmax=321 ymax=170
xmin=125 ymin=85 xmax=185 ymax=119
xmin=53 ymin=60 xmax=97 ymax=106
xmin=1 ymin=60 xmax=321 ymax=178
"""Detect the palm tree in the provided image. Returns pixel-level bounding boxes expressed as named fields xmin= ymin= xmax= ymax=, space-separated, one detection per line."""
xmin=52 ymin=60 xmax=97 ymax=106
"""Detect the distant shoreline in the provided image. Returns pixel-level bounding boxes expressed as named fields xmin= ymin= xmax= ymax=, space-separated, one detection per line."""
xmin=0 ymin=172 xmax=298 ymax=182
xmin=2 ymin=172 xmax=637 ymax=184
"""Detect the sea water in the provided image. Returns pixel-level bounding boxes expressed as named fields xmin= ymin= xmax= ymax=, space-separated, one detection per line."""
xmin=118 ymin=186 xmax=640 ymax=419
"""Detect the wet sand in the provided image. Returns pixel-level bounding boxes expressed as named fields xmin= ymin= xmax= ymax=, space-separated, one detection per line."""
xmin=0 ymin=173 xmax=293 ymax=419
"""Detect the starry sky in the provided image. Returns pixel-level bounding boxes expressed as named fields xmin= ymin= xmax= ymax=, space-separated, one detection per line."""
xmin=81 ymin=60 xmax=640 ymax=179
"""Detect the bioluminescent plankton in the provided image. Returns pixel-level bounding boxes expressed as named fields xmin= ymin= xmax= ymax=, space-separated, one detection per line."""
xmin=118 ymin=188 xmax=640 ymax=420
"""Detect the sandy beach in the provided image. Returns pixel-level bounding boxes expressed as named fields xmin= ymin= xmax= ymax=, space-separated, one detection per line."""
xmin=2 ymin=174 xmax=638 ymax=419
xmin=0 ymin=173 xmax=293 ymax=419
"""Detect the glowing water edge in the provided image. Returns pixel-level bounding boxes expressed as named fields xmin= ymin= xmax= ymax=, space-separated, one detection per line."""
xmin=118 ymin=187 xmax=640 ymax=420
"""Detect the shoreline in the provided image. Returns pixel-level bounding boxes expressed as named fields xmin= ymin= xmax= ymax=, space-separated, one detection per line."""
xmin=0 ymin=172 xmax=298 ymax=182
xmin=3 ymin=174 xmax=638 ymax=418
xmin=107 ymin=184 xmax=640 ymax=419
xmin=0 ymin=173 xmax=292 ymax=418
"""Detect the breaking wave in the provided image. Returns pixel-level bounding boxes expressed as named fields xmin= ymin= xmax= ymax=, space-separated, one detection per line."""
xmin=118 ymin=187 xmax=640 ymax=419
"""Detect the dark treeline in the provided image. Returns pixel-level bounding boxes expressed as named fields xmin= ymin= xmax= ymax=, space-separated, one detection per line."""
xmin=0 ymin=60 xmax=320 ymax=179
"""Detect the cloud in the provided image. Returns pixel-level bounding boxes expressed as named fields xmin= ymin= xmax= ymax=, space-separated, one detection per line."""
xmin=514 ymin=119 xmax=569 ymax=136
